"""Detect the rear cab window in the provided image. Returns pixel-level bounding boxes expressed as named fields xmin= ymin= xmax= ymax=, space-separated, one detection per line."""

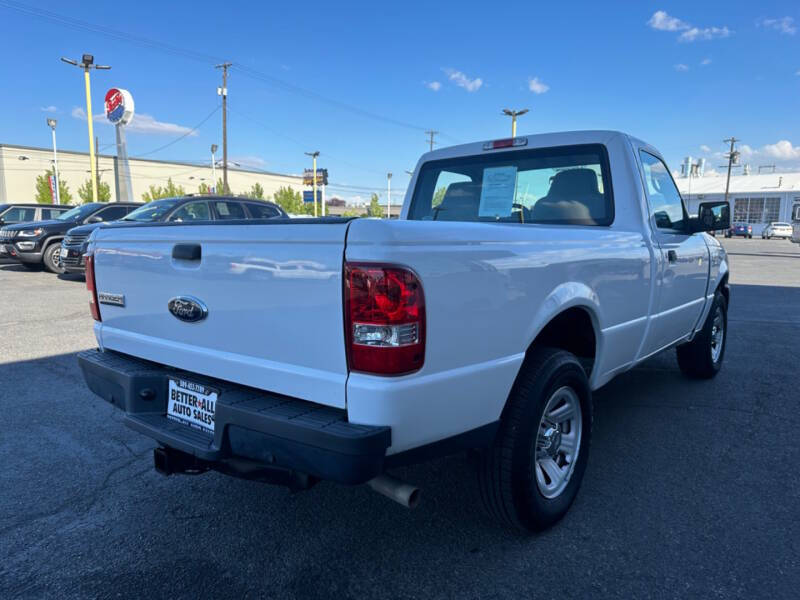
xmin=408 ymin=144 xmax=614 ymax=225
xmin=213 ymin=201 xmax=246 ymax=220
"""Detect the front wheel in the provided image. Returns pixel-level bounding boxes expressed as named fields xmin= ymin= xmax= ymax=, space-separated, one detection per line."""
xmin=478 ymin=347 xmax=592 ymax=532
xmin=676 ymin=291 xmax=727 ymax=379
xmin=43 ymin=243 xmax=64 ymax=274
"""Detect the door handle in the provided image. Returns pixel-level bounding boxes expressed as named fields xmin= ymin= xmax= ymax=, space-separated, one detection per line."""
xmin=172 ymin=243 xmax=201 ymax=261
xmin=667 ymin=250 xmax=678 ymax=263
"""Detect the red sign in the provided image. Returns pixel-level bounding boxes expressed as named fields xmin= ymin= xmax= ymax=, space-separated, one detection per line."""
xmin=48 ymin=175 xmax=56 ymax=202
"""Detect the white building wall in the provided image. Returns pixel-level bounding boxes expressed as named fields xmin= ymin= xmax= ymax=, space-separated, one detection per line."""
xmin=0 ymin=144 xmax=303 ymax=205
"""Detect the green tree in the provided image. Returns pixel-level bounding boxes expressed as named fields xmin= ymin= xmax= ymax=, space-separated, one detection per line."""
xmin=432 ymin=186 xmax=446 ymax=207
xmin=367 ymin=193 xmax=383 ymax=218
xmin=77 ymin=175 xmax=111 ymax=203
xmin=272 ymin=186 xmax=313 ymax=215
xmin=198 ymin=181 xmax=212 ymax=195
xmin=34 ymin=169 xmax=72 ymax=204
xmin=141 ymin=178 xmax=185 ymax=202
xmin=245 ymin=182 xmax=264 ymax=199
xmin=341 ymin=209 xmax=364 ymax=217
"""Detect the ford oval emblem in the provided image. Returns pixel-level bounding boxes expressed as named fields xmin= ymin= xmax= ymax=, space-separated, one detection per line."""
xmin=168 ymin=296 xmax=208 ymax=323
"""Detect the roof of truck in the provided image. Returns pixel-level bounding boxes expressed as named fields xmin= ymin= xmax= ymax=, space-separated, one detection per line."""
xmin=421 ymin=130 xmax=644 ymax=163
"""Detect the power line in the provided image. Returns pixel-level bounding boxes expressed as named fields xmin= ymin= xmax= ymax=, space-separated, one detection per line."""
xmin=131 ymin=105 xmax=220 ymax=158
xmin=0 ymin=0 xmax=458 ymax=141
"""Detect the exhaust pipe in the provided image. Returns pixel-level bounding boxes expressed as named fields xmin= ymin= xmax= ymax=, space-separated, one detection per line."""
xmin=367 ymin=474 xmax=420 ymax=509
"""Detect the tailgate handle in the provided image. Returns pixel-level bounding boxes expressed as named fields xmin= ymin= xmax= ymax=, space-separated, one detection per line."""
xmin=172 ymin=243 xmax=201 ymax=261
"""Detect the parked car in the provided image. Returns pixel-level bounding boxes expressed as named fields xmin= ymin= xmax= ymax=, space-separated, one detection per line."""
xmin=60 ymin=196 xmax=288 ymax=275
xmin=0 ymin=202 xmax=140 ymax=273
xmin=761 ymin=222 xmax=792 ymax=239
xmin=78 ymin=131 xmax=730 ymax=532
xmin=726 ymin=223 xmax=752 ymax=238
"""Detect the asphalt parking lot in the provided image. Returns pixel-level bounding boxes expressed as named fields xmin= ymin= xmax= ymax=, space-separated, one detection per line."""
xmin=1 ymin=237 xmax=798 ymax=599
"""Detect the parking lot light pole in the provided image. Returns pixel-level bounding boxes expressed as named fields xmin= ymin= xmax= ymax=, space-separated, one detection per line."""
xmin=61 ymin=54 xmax=111 ymax=203
xmin=502 ymin=108 xmax=529 ymax=138
xmin=387 ymin=172 xmax=392 ymax=219
xmin=210 ymin=144 xmax=218 ymax=193
xmin=46 ymin=118 xmax=60 ymax=205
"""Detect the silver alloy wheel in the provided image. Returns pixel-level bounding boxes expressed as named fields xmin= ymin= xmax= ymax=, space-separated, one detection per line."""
xmin=710 ymin=306 xmax=724 ymax=363
xmin=534 ymin=386 xmax=582 ymax=499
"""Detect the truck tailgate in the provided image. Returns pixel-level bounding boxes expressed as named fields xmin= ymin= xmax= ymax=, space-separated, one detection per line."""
xmin=91 ymin=222 xmax=350 ymax=408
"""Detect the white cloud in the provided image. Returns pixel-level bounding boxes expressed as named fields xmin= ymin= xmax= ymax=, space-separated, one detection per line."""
xmin=647 ymin=11 xmax=731 ymax=42
xmin=40 ymin=105 xmax=58 ymax=113
xmin=442 ymin=68 xmax=483 ymax=92
xmin=426 ymin=81 xmax=442 ymax=92
xmin=71 ymin=106 xmax=197 ymax=136
xmin=700 ymin=57 xmax=712 ymax=66
xmin=760 ymin=140 xmax=800 ymax=160
xmin=679 ymin=26 xmax=731 ymax=42
xmin=674 ymin=63 xmax=689 ymax=72
xmin=700 ymin=144 xmax=711 ymax=153
xmin=647 ymin=10 xmax=688 ymax=32
xmin=757 ymin=17 xmax=797 ymax=35
xmin=527 ymin=77 xmax=550 ymax=94
xmin=231 ymin=155 xmax=267 ymax=168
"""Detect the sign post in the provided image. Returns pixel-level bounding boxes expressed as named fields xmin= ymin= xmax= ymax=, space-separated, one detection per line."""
xmin=104 ymin=88 xmax=135 ymax=203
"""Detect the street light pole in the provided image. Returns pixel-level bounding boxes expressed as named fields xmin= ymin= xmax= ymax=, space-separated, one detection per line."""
xmin=61 ymin=54 xmax=110 ymax=203
xmin=305 ymin=151 xmax=320 ymax=217
xmin=723 ymin=137 xmax=739 ymax=208
xmin=47 ymin=118 xmax=60 ymax=205
xmin=210 ymin=144 xmax=218 ymax=193
xmin=387 ymin=172 xmax=392 ymax=219
xmin=502 ymin=108 xmax=529 ymax=138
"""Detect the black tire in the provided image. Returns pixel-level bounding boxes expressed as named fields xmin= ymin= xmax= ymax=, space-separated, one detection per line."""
xmin=478 ymin=347 xmax=592 ymax=532
xmin=676 ymin=291 xmax=727 ymax=379
xmin=42 ymin=243 xmax=64 ymax=274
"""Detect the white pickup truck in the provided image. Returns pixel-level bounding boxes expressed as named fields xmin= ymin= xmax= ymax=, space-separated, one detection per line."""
xmin=79 ymin=131 xmax=730 ymax=532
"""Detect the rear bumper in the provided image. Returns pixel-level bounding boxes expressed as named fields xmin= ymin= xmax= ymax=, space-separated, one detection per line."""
xmin=78 ymin=349 xmax=391 ymax=484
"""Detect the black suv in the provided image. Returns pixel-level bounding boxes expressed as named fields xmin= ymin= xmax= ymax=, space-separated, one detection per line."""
xmin=0 ymin=202 xmax=140 ymax=273
xmin=60 ymin=196 xmax=288 ymax=274
xmin=0 ymin=203 xmax=74 ymax=226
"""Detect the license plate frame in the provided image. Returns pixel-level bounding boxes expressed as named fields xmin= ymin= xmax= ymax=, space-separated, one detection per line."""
xmin=166 ymin=377 xmax=218 ymax=435
xmin=60 ymin=247 xmax=68 ymax=259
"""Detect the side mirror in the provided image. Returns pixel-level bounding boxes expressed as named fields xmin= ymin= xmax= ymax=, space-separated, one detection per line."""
xmin=692 ymin=201 xmax=729 ymax=233
xmin=87 ymin=216 xmax=103 ymax=224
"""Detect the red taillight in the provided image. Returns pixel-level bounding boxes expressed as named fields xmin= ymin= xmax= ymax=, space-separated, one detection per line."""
xmin=85 ymin=254 xmax=101 ymax=322
xmin=344 ymin=263 xmax=425 ymax=375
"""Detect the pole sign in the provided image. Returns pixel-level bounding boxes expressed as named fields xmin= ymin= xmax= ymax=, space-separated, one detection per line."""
xmin=303 ymin=190 xmax=322 ymax=204
xmin=303 ymin=168 xmax=328 ymax=186
xmin=48 ymin=175 xmax=57 ymax=203
xmin=104 ymin=88 xmax=135 ymax=125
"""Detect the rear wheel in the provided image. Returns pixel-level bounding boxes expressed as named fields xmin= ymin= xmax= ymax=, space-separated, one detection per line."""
xmin=478 ymin=347 xmax=592 ymax=532
xmin=43 ymin=243 xmax=64 ymax=274
xmin=676 ymin=291 xmax=727 ymax=379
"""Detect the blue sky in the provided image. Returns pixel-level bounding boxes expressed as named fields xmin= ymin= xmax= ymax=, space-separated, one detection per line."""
xmin=0 ymin=0 xmax=798 ymax=202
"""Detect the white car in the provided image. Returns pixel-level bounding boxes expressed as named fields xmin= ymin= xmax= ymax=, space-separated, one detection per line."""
xmin=762 ymin=222 xmax=793 ymax=239
xmin=78 ymin=131 xmax=730 ymax=532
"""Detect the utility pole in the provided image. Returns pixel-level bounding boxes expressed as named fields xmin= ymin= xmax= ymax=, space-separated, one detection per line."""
xmin=305 ymin=151 xmax=320 ymax=217
xmin=210 ymin=144 xmax=218 ymax=193
xmin=425 ymin=130 xmax=438 ymax=152
xmin=215 ymin=62 xmax=232 ymax=194
xmin=61 ymin=54 xmax=110 ymax=203
xmin=387 ymin=172 xmax=392 ymax=219
xmin=502 ymin=108 xmax=529 ymax=138
xmin=46 ymin=118 xmax=60 ymax=205
xmin=95 ymin=135 xmax=100 ymax=195
xmin=723 ymin=137 xmax=739 ymax=207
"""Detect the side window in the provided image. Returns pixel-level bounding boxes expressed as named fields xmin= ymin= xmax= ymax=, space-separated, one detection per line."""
xmin=93 ymin=206 xmax=130 ymax=222
xmin=639 ymin=150 xmax=686 ymax=230
xmin=213 ymin=201 xmax=246 ymax=220
xmin=246 ymin=203 xmax=280 ymax=219
xmin=2 ymin=207 xmax=36 ymax=222
xmin=169 ymin=202 xmax=211 ymax=222
xmin=41 ymin=208 xmax=65 ymax=220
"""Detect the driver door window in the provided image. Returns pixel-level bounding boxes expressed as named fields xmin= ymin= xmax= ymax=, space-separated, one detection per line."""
xmin=169 ymin=202 xmax=211 ymax=222
xmin=639 ymin=151 xmax=686 ymax=230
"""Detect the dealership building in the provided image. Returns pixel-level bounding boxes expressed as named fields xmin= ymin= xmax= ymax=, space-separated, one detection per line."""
xmin=0 ymin=143 xmax=303 ymax=205
xmin=677 ymin=168 xmax=800 ymax=235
